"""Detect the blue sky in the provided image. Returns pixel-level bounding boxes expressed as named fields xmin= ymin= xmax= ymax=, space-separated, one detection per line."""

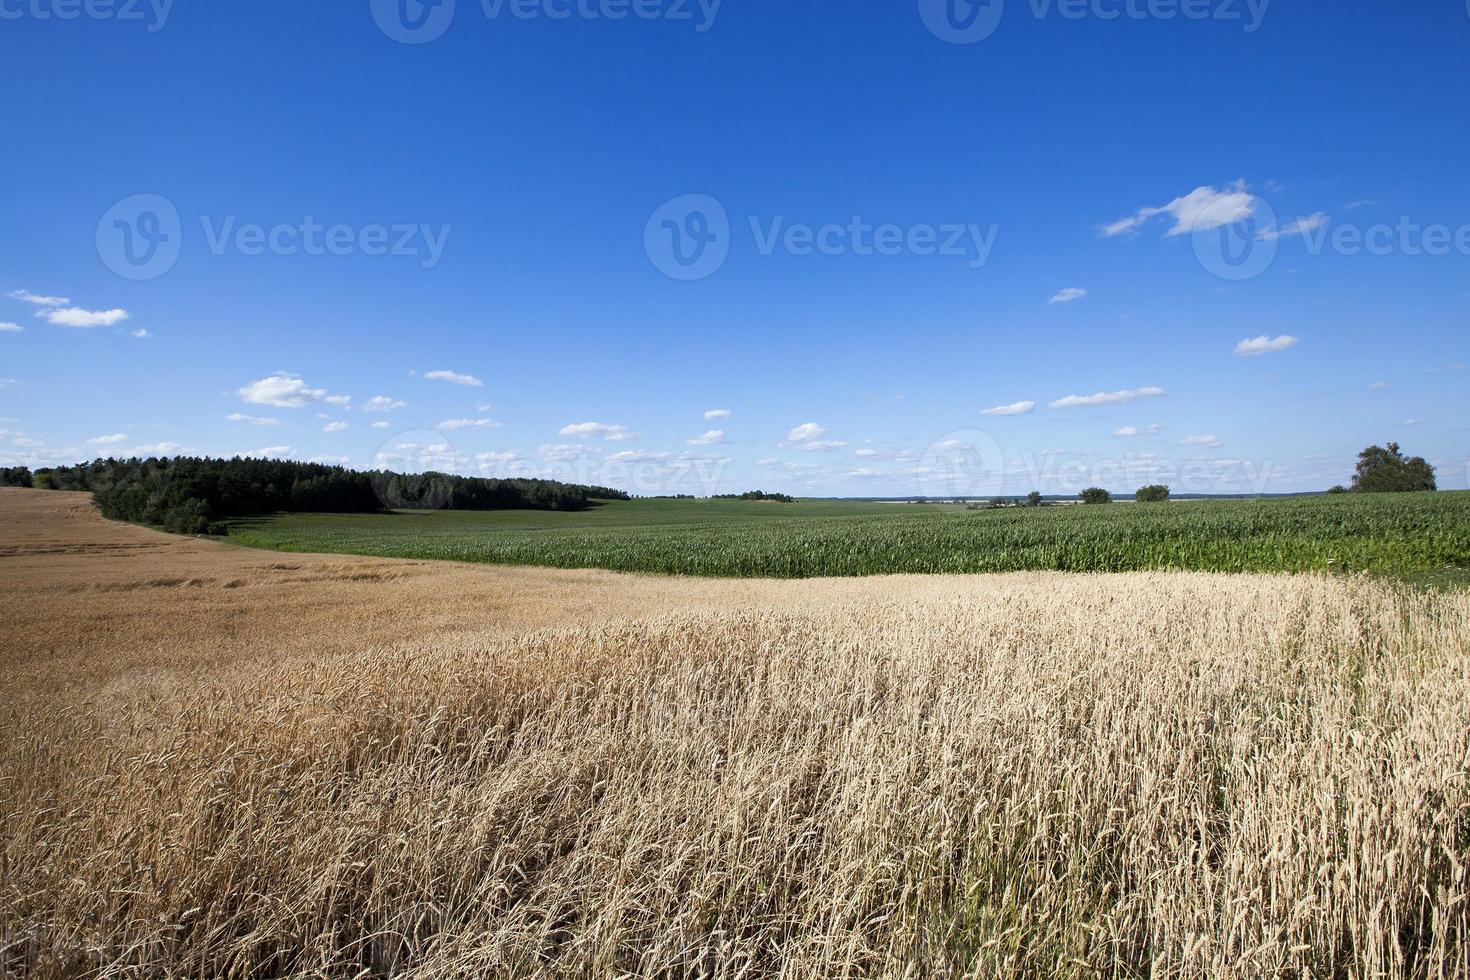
xmin=2 ymin=0 xmax=1467 ymax=496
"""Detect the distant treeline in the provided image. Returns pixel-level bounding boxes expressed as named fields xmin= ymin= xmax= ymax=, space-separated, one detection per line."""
xmin=25 ymin=457 xmax=629 ymax=535
xmin=1 ymin=467 xmax=32 ymax=488
xmin=714 ymin=490 xmax=797 ymax=503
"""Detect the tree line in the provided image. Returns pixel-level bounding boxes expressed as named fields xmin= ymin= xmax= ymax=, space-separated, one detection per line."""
xmin=20 ymin=457 xmax=629 ymax=535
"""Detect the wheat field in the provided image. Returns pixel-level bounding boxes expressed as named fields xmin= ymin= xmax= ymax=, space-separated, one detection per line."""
xmin=2 ymin=491 xmax=1469 ymax=978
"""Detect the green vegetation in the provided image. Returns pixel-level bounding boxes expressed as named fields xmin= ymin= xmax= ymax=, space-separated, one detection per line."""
xmin=1136 ymin=484 xmax=1171 ymax=503
xmin=713 ymin=490 xmax=797 ymax=503
xmin=1352 ymin=442 xmax=1436 ymax=492
xmin=36 ymin=457 xmax=630 ymax=536
xmin=0 ymin=467 xmax=32 ymax=488
xmin=1079 ymin=487 xmax=1112 ymax=505
xmin=224 ymin=491 xmax=1470 ymax=580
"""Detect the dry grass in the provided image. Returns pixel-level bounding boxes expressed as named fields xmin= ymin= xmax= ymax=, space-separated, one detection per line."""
xmin=2 ymin=490 xmax=1469 ymax=978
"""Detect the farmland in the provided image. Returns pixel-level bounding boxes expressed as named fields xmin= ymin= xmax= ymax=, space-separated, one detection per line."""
xmin=3 ymin=490 xmax=1468 ymax=978
xmin=224 ymin=490 xmax=1470 ymax=578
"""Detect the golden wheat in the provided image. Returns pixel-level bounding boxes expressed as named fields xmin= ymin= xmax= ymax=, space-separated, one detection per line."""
xmin=2 ymin=491 xmax=1469 ymax=978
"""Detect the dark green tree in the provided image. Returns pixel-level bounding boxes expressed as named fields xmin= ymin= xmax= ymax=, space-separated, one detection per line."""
xmin=1350 ymin=443 xmax=1436 ymax=493
xmin=1079 ymin=487 xmax=1112 ymax=505
xmin=1136 ymin=484 xmax=1170 ymax=503
xmin=1025 ymin=490 xmax=1044 ymax=507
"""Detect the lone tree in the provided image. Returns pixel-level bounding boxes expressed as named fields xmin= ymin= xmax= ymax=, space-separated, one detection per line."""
xmin=1136 ymin=484 xmax=1170 ymax=503
xmin=1025 ymin=490 xmax=1044 ymax=507
xmin=1351 ymin=443 xmax=1436 ymax=493
xmin=1079 ymin=487 xmax=1112 ymax=505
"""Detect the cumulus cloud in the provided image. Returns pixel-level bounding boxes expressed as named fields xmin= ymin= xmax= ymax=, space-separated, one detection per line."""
xmin=1182 ymin=434 xmax=1222 ymax=447
xmin=1047 ymin=288 xmax=1087 ymax=305
xmin=38 ymin=307 xmax=129 ymax=328
xmin=981 ymin=400 xmax=1036 ymax=417
xmin=0 ymin=322 xmax=20 ymax=333
xmin=238 ymin=374 xmax=344 ymax=409
xmin=606 ymin=449 xmax=673 ymax=463
xmin=371 ymin=420 xmax=390 ymax=429
xmin=1234 ymin=335 xmax=1299 ymax=356
xmin=242 ymin=446 xmax=292 ymax=458
xmin=423 ymin=369 xmax=483 ymax=387
xmin=781 ymin=422 xmax=848 ymax=452
xmin=1103 ymin=182 xmax=1258 ymax=238
xmin=1113 ymin=424 xmax=1162 ymax=437
xmin=323 ymin=422 xmax=348 ymax=433
xmin=7 ymin=289 xmax=68 ymax=306
xmin=363 ymin=396 xmax=406 ymax=413
xmin=437 ymin=418 xmax=502 ymax=431
xmin=704 ymin=408 xmax=732 ymax=420
xmin=686 ymin=430 xmax=726 ymax=446
xmin=560 ymin=422 xmax=637 ymax=442
xmin=227 ymin=413 xmax=279 ymax=425
xmin=1050 ymin=386 xmax=1166 ymax=408
xmin=130 ymin=328 xmax=152 ymax=339
xmin=87 ymin=433 xmax=128 ymax=445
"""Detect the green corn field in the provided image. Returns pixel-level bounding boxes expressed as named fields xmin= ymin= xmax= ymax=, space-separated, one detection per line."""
xmin=223 ymin=491 xmax=1470 ymax=579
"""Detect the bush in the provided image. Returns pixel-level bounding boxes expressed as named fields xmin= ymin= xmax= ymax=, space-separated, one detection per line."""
xmin=1079 ymin=487 xmax=1112 ymax=505
xmin=1136 ymin=485 xmax=1170 ymax=503
xmin=1327 ymin=485 xmax=1349 ymax=495
xmin=1025 ymin=491 xmax=1044 ymax=507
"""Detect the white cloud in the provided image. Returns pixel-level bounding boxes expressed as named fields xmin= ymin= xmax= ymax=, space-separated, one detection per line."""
xmin=1403 ymin=419 xmax=1420 ymax=428
xmin=0 ymin=322 xmax=20 ymax=333
xmin=87 ymin=433 xmax=128 ymax=445
xmin=423 ymin=369 xmax=483 ymax=387
xmin=243 ymin=446 xmax=292 ymax=458
xmin=540 ymin=443 xmax=593 ymax=462
xmin=7 ymin=289 xmax=68 ymax=307
xmin=1048 ymin=288 xmax=1087 ymax=305
xmin=1050 ymin=386 xmax=1166 ymax=408
xmin=1368 ymin=381 xmax=1389 ymax=390
xmin=227 ymin=413 xmax=279 ymax=425
xmin=38 ymin=307 xmax=129 ymax=328
xmin=363 ymin=396 xmax=406 ymax=413
xmin=607 ymin=449 xmax=672 ymax=463
xmin=324 ymin=395 xmax=351 ymax=407
xmin=781 ymin=422 xmax=847 ymax=452
xmin=1258 ymin=212 xmax=1327 ymax=242
xmin=323 ymin=422 xmax=348 ymax=433
xmin=371 ymin=420 xmax=390 ymax=429
xmin=1182 ymin=434 xmax=1222 ymax=447
xmin=1234 ymin=335 xmax=1299 ymax=357
xmin=437 ymin=418 xmax=502 ymax=431
xmin=131 ymin=442 xmax=183 ymax=456
xmin=130 ymin=327 xmax=152 ymax=339
xmin=686 ymin=429 xmax=726 ymax=446
xmin=704 ymin=408 xmax=732 ymax=420
xmin=981 ymin=400 xmax=1036 ymax=417
xmin=310 ymin=455 xmax=351 ymax=466
xmin=238 ymin=374 xmax=342 ymax=409
xmin=560 ymin=421 xmax=637 ymax=441
xmin=1113 ymin=424 xmax=1162 ymax=437
xmin=1103 ymin=182 xmax=1258 ymax=238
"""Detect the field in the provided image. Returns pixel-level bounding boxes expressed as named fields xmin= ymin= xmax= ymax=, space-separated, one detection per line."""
xmin=225 ymin=490 xmax=1470 ymax=579
xmin=3 ymin=488 xmax=1470 ymax=978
